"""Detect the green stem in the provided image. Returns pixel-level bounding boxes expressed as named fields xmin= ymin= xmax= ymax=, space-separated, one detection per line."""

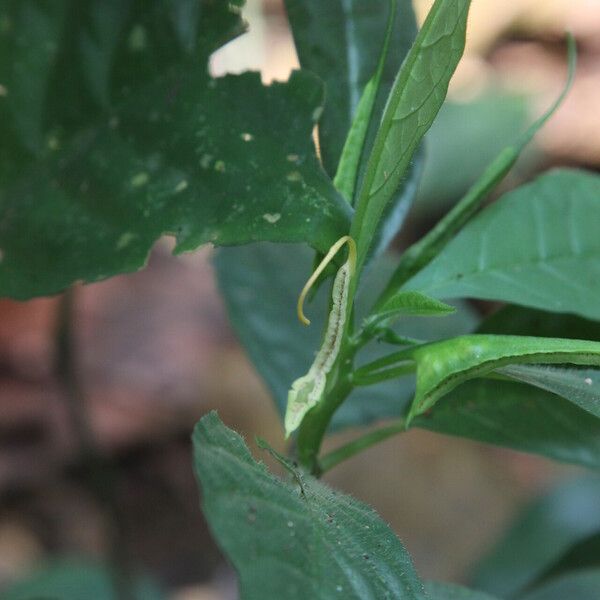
xmin=296 ymin=374 xmax=353 ymax=476
xmin=320 ymin=419 xmax=406 ymax=473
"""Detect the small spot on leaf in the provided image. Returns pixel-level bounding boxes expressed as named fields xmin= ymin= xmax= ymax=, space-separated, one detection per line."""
xmin=241 ymin=132 xmax=254 ymax=142
xmin=262 ymin=213 xmax=281 ymax=224
xmin=585 ymin=377 xmax=593 ymax=385
xmin=131 ymin=172 xmax=149 ymax=187
xmin=0 ymin=84 xmax=7 ymax=97
xmin=128 ymin=24 xmax=147 ymax=51
xmin=116 ymin=232 xmax=136 ymax=250
xmin=214 ymin=160 xmax=226 ymax=173
xmin=286 ymin=171 xmax=302 ymax=182
xmin=174 ymin=180 xmax=188 ymax=194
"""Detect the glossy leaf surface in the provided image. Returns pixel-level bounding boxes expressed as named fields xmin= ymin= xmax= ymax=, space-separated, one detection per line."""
xmin=193 ymin=412 xmax=424 ymax=599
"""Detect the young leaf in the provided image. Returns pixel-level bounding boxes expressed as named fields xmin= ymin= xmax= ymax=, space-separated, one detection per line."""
xmin=193 ymin=412 xmax=425 ymax=599
xmin=350 ymin=0 xmax=471 ymax=272
xmin=403 ymin=169 xmax=600 ymax=321
xmin=333 ymin=0 xmax=397 ymax=203
xmin=406 ymin=334 xmax=600 ymax=421
xmin=364 ymin=290 xmax=455 ymax=331
xmin=471 ymin=477 xmax=600 ymax=598
xmin=378 ymin=35 xmax=576 ymax=299
xmin=283 ymin=0 xmax=417 ymax=178
xmin=414 ymin=379 xmax=600 ymax=470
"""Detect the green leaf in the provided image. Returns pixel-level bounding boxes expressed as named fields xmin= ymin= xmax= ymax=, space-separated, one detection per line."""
xmin=364 ymin=290 xmax=455 ymax=331
xmin=424 ymin=581 xmax=499 ymax=600
xmin=285 ymin=0 xmax=423 ymax=257
xmin=350 ymin=0 xmax=471 ymax=272
xmin=471 ymin=477 xmax=600 ymax=598
xmin=0 ymin=4 xmax=352 ymax=299
xmin=215 ymin=243 xmax=477 ymax=432
xmin=405 ymin=334 xmax=600 ymax=421
xmin=415 ymin=93 xmax=531 ymax=217
xmin=519 ymin=570 xmax=600 ymax=600
xmin=193 ymin=411 xmax=425 ymax=599
xmin=414 ymin=379 xmax=600 ymax=470
xmin=283 ymin=0 xmax=417 ymax=178
xmin=403 ymin=169 xmax=600 ymax=320
xmin=379 ymin=36 xmax=575 ymax=299
xmin=2 ymin=559 xmax=163 ymax=600
xmin=499 ymin=364 xmax=600 ymax=419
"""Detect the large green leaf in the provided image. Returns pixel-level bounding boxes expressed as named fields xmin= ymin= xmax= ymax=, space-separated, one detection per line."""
xmin=470 ymin=477 xmax=600 ymax=598
xmin=215 ymin=243 xmax=477 ymax=432
xmin=403 ymin=334 xmax=600 ymax=420
xmin=519 ymin=570 xmax=600 ymax=600
xmin=414 ymin=379 xmax=600 ymax=470
xmin=193 ymin=412 xmax=425 ymax=599
xmin=283 ymin=0 xmax=416 ymax=179
xmin=403 ymin=170 xmax=600 ymax=321
xmin=0 ymin=2 xmax=352 ymax=300
xmin=351 ymin=0 xmax=471 ymax=271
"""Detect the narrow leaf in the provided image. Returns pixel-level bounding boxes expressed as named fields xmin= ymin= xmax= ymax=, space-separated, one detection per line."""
xmin=403 ymin=169 xmax=600 ymax=321
xmin=193 ymin=412 xmax=425 ymax=599
xmin=406 ymin=334 xmax=600 ymax=421
xmin=379 ymin=35 xmax=576 ymax=300
xmin=351 ymin=0 xmax=471 ymax=272
xmin=333 ymin=0 xmax=397 ymax=203
xmin=284 ymin=0 xmax=417 ymax=177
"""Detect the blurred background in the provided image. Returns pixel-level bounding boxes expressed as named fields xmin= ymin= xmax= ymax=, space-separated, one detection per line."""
xmin=2 ymin=0 xmax=600 ymax=598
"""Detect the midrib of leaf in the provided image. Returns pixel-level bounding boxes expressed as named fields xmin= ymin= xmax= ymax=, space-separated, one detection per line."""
xmin=350 ymin=0 xmax=470 ymax=274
